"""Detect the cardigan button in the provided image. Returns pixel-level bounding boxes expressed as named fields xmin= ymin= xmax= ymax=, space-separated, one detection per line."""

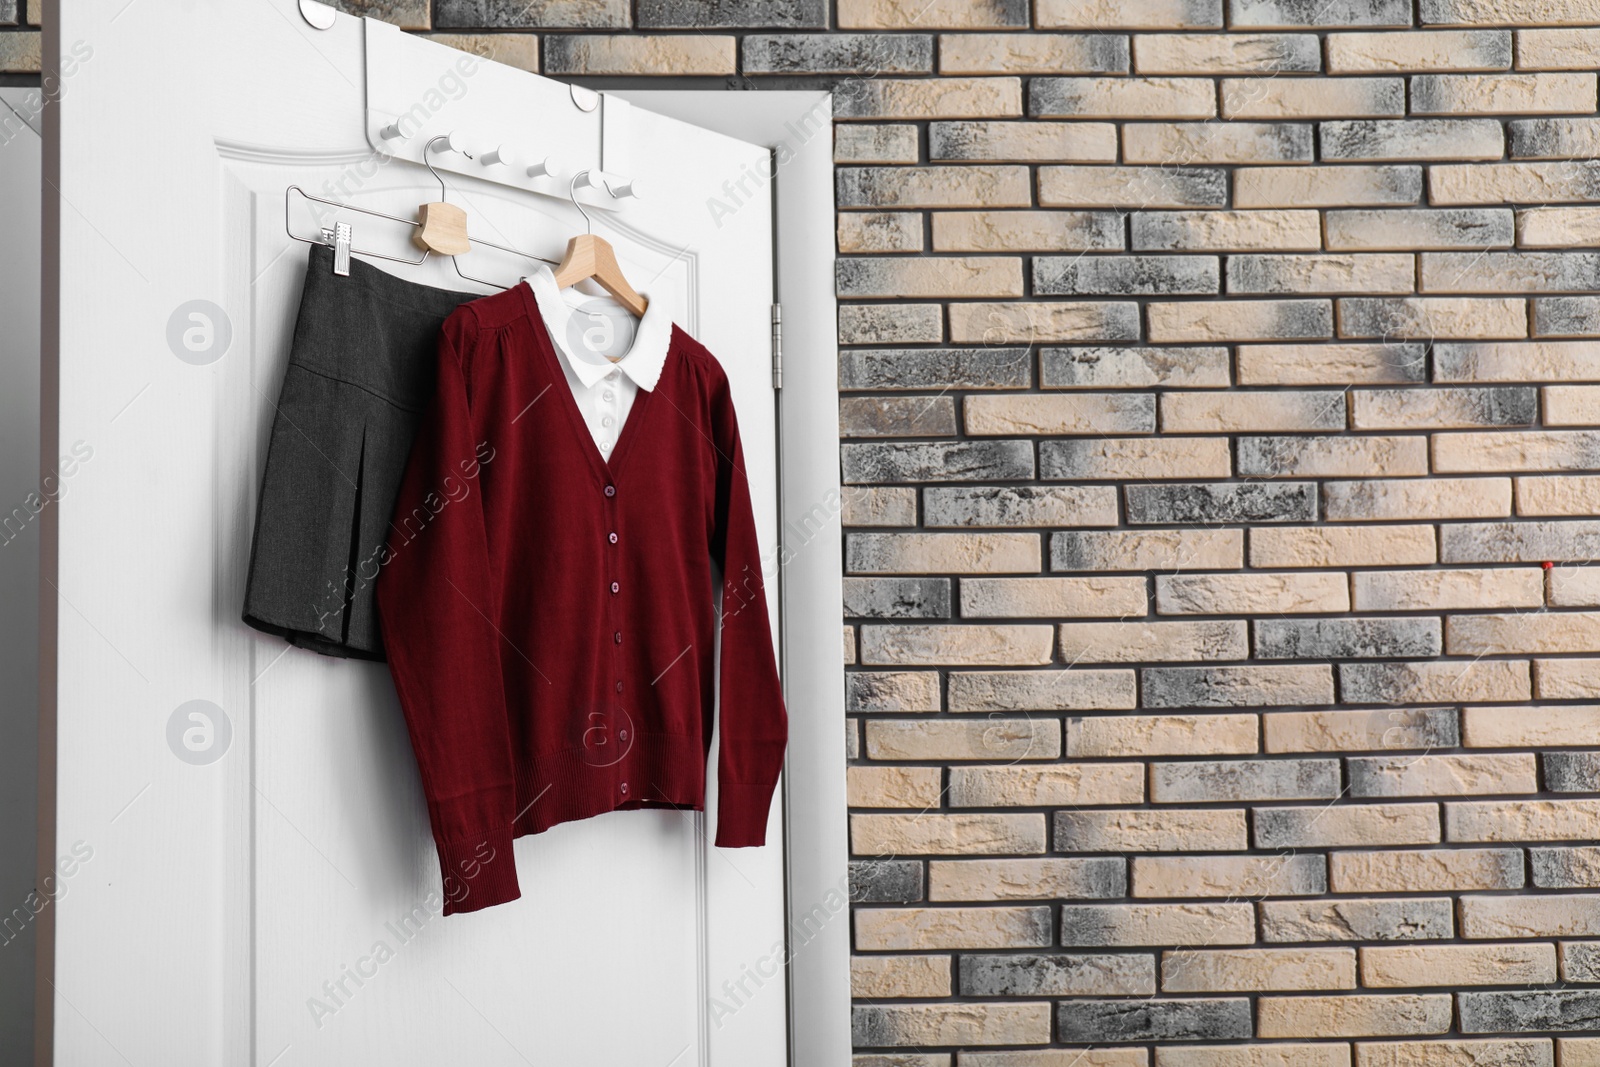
xmin=619 ymin=781 xmax=629 ymax=796
xmin=604 ymin=485 xmax=616 ymax=497
xmin=610 ymin=582 xmax=620 ymax=594
xmin=614 ymin=631 xmax=622 ymax=644
xmin=608 ymin=532 xmax=618 ymax=544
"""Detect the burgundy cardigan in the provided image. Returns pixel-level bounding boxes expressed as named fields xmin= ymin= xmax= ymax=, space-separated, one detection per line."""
xmin=375 ymin=281 xmax=788 ymax=916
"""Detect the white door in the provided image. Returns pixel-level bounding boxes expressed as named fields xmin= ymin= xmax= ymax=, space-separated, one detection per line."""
xmin=43 ymin=6 xmax=786 ymax=1066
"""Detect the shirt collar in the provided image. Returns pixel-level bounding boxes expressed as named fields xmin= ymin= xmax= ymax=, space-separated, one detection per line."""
xmin=523 ymin=265 xmax=671 ymax=391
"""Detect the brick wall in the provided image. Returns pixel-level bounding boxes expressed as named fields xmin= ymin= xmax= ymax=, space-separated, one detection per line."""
xmin=17 ymin=0 xmax=1600 ymax=1063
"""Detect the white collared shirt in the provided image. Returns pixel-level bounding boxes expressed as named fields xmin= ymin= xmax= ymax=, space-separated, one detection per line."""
xmin=523 ymin=265 xmax=671 ymax=460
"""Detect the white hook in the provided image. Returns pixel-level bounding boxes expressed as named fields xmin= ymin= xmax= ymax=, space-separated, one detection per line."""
xmin=479 ymin=144 xmax=514 ymax=168
xmin=525 ymin=155 xmax=562 ymax=179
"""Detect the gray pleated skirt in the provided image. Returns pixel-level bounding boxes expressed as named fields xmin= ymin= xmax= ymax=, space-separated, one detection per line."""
xmin=243 ymin=244 xmax=478 ymax=660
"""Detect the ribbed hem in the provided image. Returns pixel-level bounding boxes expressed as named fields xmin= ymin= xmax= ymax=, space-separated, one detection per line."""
xmin=511 ymin=731 xmax=707 ymax=837
xmin=715 ymin=781 xmax=778 ymax=848
xmin=437 ymin=825 xmax=520 ymax=916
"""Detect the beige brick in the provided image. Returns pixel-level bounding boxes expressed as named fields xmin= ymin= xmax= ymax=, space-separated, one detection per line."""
xmin=1068 ymin=713 xmax=1258 ymax=758
xmin=1044 ymin=345 xmax=1232 ymax=389
xmin=1535 ymin=658 xmax=1600 ymax=700
xmin=1448 ymin=799 xmax=1600 ymax=843
xmin=1518 ymin=27 xmax=1600 ymax=70
xmin=425 ymin=33 xmax=539 ymax=71
xmin=859 ymin=623 xmax=1056 ymax=665
xmin=1361 ymin=943 xmax=1555 ymax=988
xmin=966 ymin=394 xmax=1154 ymax=435
xmin=948 ymin=669 xmax=1138 ymax=711
xmin=1053 ymin=529 xmax=1245 ymax=571
xmin=865 ymin=718 xmax=1060 ymax=761
xmin=932 ymin=210 xmax=1123 ymax=252
xmin=1545 ymin=385 xmax=1600 ymax=426
xmin=1039 ymin=165 xmax=1228 ymax=209
xmin=1237 ymin=343 xmax=1428 ymax=385
xmin=1058 ymin=620 xmax=1248 ymax=663
xmin=543 ymin=35 xmax=734 ymax=75
xmin=1326 ymin=208 xmax=1513 ymax=251
xmin=1324 ymin=478 xmax=1513 ymax=521
xmin=857 ymin=908 xmax=1056 ymax=953
xmin=947 ymin=301 xmax=1139 ymax=344
xmin=1135 ymin=209 xmax=1323 ymax=251
xmin=1351 ymin=387 xmax=1536 ymax=429
xmin=1355 ymin=1042 xmax=1554 ymax=1067
xmin=1227 ymin=254 xmax=1415 ymax=295
xmin=848 ymin=532 xmax=1040 ymax=574
xmin=1351 ymin=753 xmax=1538 ymax=798
xmin=928 ymin=858 xmax=1127 ymax=903
xmin=834 ymin=124 xmax=919 ymax=164
xmin=938 ymin=33 xmax=1131 ymax=75
xmin=1036 ymin=0 xmax=1223 ymax=29
xmin=1157 ymin=1048 xmax=1350 ymax=1067
xmin=1162 ymin=948 xmax=1355 ymax=993
xmin=1224 ymin=77 xmax=1406 ymax=119
xmin=1352 ymin=567 xmax=1542 ymax=611
xmin=1150 ymin=299 xmax=1332 ymax=343
xmin=930 ymin=121 xmax=1119 ymax=162
xmin=1251 ymin=526 xmax=1436 ymax=568
xmin=1519 ymin=207 xmax=1600 ymax=248
xmin=851 ymin=1002 xmax=1052 ymax=1047
xmin=1562 ymin=1038 xmax=1600 ymax=1067
xmin=1447 ymin=610 xmax=1600 ymax=654
xmin=838 ymin=0 xmax=1024 ymax=27
xmin=1234 ymin=165 xmax=1421 ymax=209
xmin=1041 ymin=437 xmax=1233 ymax=479
xmin=852 ymin=955 xmax=953 ymax=998
xmin=839 ymin=212 xmax=924 ymax=254
xmin=1330 ymin=847 xmax=1525 ymax=892
xmin=1030 ymin=77 xmax=1216 ymax=118
xmin=1434 ymin=340 xmax=1600 ymax=382
xmin=849 ymin=670 xmax=941 ymax=712
xmin=1340 ymin=659 xmax=1532 ymax=704
xmin=840 ymin=165 xmax=1030 ymax=208
xmin=1123 ymin=122 xmax=1312 ymax=164
xmin=960 ymin=576 xmax=1148 ymax=618
xmin=1255 ymin=803 xmax=1442 ymax=850
xmin=1429 ymin=160 xmax=1600 ymax=206
xmin=1134 ymin=855 xmax=1328 ymax=900
xmin=1265 ymin=708 xmax=1459 ymax=753
xmin=1327 ymin=29 xmax=1512 ymax=72
xmin=852 ymin=812 xmax=1049 ymax=856
xmin=848 ymin=765 xmax=945 ymax=809
xmin=1056 ymin=809 xmax=1248 ymax=852
xmin=1161 ymin=390 xmax=1346 ymax=432
xmin=842 ymin=485 xmax=918 ymax=527
xmin=1058 ymin=902 xmax=1256 ymax=947
xmin=1133 ymin=33 xmax=1319 ymax=74
xmin=1157 ymin=572 xmax=1350 ymax=615
xmin=968 ymin=1051 xmax=1151 ymax=1067
xmin=1548 ymin=564 xmax=1600 ymax=606
xmin=1337 ymin=297 xmax=1528 ymax=339
xmin=839 ymin=256 xmax=1022 ymax=299
xmin=949 ymin=763 xmax=1145 ymax=807
xmin=1463 ymin=705 xmax=1600 ymax=747
xmin=1413 ymin=72 xmax=1597 ymax=115
xmin=1460 ymin=894 xmax=1600 ymax=939
xmin=839 ymin=77 xmax=1022 ymax=120
xmin=846 ymin=626 xmax=857 ymax=665
xmin=1258 ymin=995 xmax=1452 ymax=1039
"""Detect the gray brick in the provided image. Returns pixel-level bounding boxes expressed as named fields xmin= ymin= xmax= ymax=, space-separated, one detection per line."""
xmin=743 ymin=33 xmax=930 ymax=73
xmin=1532 ymin=847 xmax=1600 ymax=889
xmin=844 ymin=578 xmax=953 ymax=619
xmin=847 ymin=672 xmax=940 ymax=712
xmin=840 ymin=305 xmax=943 ymax=345
xmin=959 ymin=954 xmax=1156 ymax=997
xmin=1441 ymin=521 xmax=1600 ymax=564
xmin=838 ymin=166 xmax=1029 ymax=208
xmin=1255 ymin=617 xmax=1443 ymax=660
xmin=1143 ymin=665 xmax=1335 ymax=707
xmin=1262 ymin=898 xmax=1454 ymax=942
xmin=851 ymin=859 xmax=924 ymax=903
xmin=1537 ymin=296 xmax=1600 ymax=338
xmin=1040 ymin=165 xmax=1229 ymax=209
xmin=1511 ymin=117 xmax=1600 ymax=160
xmin=840 ymin=348 xmax=1032 ymax=391
xmin=1231 ymin=0 xmax=1412 ymax=27
xmin=1459 ymin=990 xmax=1600 ymax=1034
xmin=1150 ymin=758 xmax=1341 ymax=802
xmin=923 ymin=485 xmax=1118 ymax=528
xmin=1035 ymin=255 xmax=1219 ymax=296
xmin=1237 ymin=436 xmax=1427 ymax=478
xmin=842 ymin=441 xmax=1034 ymax=484
xmin=1042 ymin=346 xmax=1231 ymax=389
xmin=1057 ymin=998 xmax=1253 ymax=1043
xmin=1322 ymin=119 xmax=1504 ymax=161
xmin=1565 ymin=943 xmax=1600 ymax=982
xmin=436 ymin=0 xmax=628 ymax=26
xmin=637 ymin=0 xmax=825 ymax=27
xmin=1545 ymin=752 xmax=1600 ymax=793
xmin=839 ymin=396 xmax=957 ymax=437
xmin=1125 ymin=482 xmax=1318 ymax=524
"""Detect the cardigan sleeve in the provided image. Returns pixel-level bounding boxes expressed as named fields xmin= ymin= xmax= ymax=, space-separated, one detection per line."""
xmin=707 ymin=366 xmax=789 ymax=848
xmin=375 ymin=309 xmax=522 ymax=915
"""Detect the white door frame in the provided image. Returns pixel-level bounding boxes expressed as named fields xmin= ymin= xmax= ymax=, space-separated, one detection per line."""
xmin=611 ymin=90 xmax=850 ymax=1067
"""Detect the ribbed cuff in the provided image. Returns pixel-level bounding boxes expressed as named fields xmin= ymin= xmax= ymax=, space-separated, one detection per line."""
xmin=714 ymin=781 xmax=777 ymax=848
xmin=437 ymin=826 xmax=521 ymax=915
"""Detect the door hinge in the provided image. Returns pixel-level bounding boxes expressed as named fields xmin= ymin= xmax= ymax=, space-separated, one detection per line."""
xmin=770 ymin=303 xmax=783 ymax=390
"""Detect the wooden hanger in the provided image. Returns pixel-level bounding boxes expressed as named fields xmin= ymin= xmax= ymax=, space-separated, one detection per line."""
xmin=552 ymin=170 xmax=648 ymax=318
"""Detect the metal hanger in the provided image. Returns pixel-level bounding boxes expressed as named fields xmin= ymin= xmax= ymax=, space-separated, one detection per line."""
xmin=551 ymin=169 xmax=648 ymax=317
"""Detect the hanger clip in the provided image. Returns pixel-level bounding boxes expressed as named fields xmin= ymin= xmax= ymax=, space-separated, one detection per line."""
xmin=321 ymin=222 xmax=353 ymax=277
